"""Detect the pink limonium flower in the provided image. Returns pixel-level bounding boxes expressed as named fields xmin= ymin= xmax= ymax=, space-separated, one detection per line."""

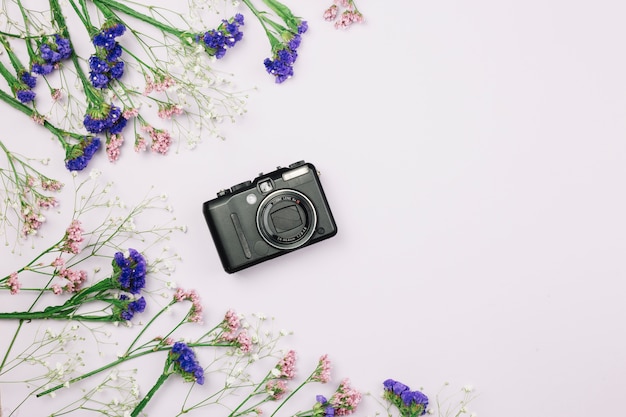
xmin=140 ymin=124 xmax=172 ymax=155
xmin=329 ymin=378 xmax=362 ymax=416
xmin=275 ymin=349 xmax=296 ymax=379
xmin=51 ymin=88 xmax=62 ymax=101
xmin=134 ymin=134 xmax=147 ymax=152
xmin=21 ymin=208 xmax=45 ymax=236
xmin=58 ymin=268 xmax=88 ymax=293
xmin=63 ymin=219 xmax=84 ymax=254
xmin=221 ymin=309 xmax=241 ymax=341
xmin=311 ymin=354 xmax=332 ymax=383
xmin=106 ymin=134 xmax=124 ymax=162
xmin=324 ymin=0 xmax=364 ymax=29
xmin=266 ymin=379 xmax=288 ymax=400
xmin=323 ymin=4 xmax=338 ymax=20
xmin=174 ymin=288 xmax=204 ymax=323
xmin=157 ymin=103 xmax=184 ymax=119
xmin=8 ymin=272 xmax=21 ymax=294
xmin=236 ymin=330 xmax=253 ymax=353
xmin=144 ymin=73 xmax=176 ymax=94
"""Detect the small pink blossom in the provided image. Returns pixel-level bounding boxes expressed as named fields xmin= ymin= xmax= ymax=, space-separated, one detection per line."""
xmin=236 ymin=331 xmax=252 ymax=353
xmin=329 ymin=378 xmax=362 ymax=415
xmin=221 ymin=309 xmax=241 ymax=341
xmin=335 ymin=10 xmax=364 ymax=29
xmin=63 ymin=220 xmax=84 ymax=254
xmin=58 ymin=268 xmax=88 ymax=292
xmin=276 ymin=350 xmax=296 ymax=379
xmin=31 ymin=113 xmax=46 ymax=125
xmin=51 ymin=89 xmax=62 ymax=101
xmin=8 ymin=272 xmax=21 ymax=295
xmin=134 ymin=135 xmax=147 ymax=152
xmin=157 ymin=104 xmax=184 ymax=119
xmin=52 ymin=284 xmax=63 ymax=295
xmin=324 ymin=4 xmax=338 ymax=20
xmin=41 ymin=178 xmax=63 ymax=191
xmin=106 ymin=134 xmax=124 ymax=162
xmin=311 ymin=354 xmax=331 ymax=383
xmin=266 ymin=380 xmax=288 ymax=400
xmin=37 ymin=196 xmax=59 ymax=209
xmin=52 ymin=256 xmax=65 ymax=269
xmin=21 ymin=208 xmax=44 ymax=236
xmin=141 ymin=124 xmax=172 ymax=155
xmin=144 ymin=73 xmax=176 ymax=94
xmin=174 ymin=288 xmax=204 ymax=323
xmin=123 ymin=108 xmax=139 ymax=119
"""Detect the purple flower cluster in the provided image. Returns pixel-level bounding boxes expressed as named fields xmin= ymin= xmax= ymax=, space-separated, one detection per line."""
xmin=113 ymin=248 xmax=147 ymax=294
xmin=170 ymin=342 xmax=205 ymax=385
xmin=199 ymin=13 xmax=245 ymax=59
xmin=89 ymin=23 xmax=126 ymax=88
xmin=263 ymin=21 xmax=308 ymax=83
xmin=315 ymin=395 xmax=336 ymax=417
xmin=382 ymin=379 xmax=429 ymax=416
xmin=16 ymin=88 xmax=36 ymax=103
xmin=32 ymin=34 xmax=72 ymax=75
xmin=118 ymin=294 xmax=147 ymax=321
xmin=64 ymin=136 xmax=101 ymax=171
xmin=83 ymin=103 xmax=126 ymax=135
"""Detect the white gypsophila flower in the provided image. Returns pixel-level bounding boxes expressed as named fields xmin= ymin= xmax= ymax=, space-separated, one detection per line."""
xmin=463 ymin=384 xmax=474 ymax=392
xmin=89 ymin=170 xmax=101 ymax=180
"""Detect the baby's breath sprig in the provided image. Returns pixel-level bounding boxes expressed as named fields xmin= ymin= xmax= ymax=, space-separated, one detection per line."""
xmin=0 ymin=139 xmax=63 ymax=247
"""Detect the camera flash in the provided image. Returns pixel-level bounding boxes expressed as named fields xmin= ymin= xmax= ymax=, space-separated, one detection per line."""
xmin=246 ymin=193 xmax=257 ymax=205
xmin=259 ymin=180 xmax=273 ymax=193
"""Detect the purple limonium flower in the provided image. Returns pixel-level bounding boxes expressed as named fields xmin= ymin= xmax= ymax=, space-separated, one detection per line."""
xmin=89 ymin=21 xmax=126 ymax=88
xmin=382 ymin=379 xmax=429 ymax=416
xmin=32 ymin=34 xmax=72 ymax=75
xmin=113 ymin=248 xmax=147 ymax=295
xmin=64 ymin=136 xmax=101 ymax=171
xmin=16 ymin=88 xmax=35 ymax=103
xmin=31 ymin=61 xmax=54 ymax=75
xmin=263 ymin=22 xmax=307 ymax=84
xmin=264 ymin=47 xmax=298 ymax=83
xmin=19 ymin=70 xmax=37 ymax=89
xmin=83 ymin=103 xmax=123 ymax=134
xmin=118 ymin=294 xmax=147 ymax=321
xmin=92 ymin=22 xmax=126 ymax=51
xmin=198 ymin=13 xmax=244 ymax=59
xmin=170 ymin=342 xmax=205 ymax=385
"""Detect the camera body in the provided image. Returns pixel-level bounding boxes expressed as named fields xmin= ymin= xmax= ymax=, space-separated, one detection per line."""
xmin=203 ymin=161 xmax=337 ymax=273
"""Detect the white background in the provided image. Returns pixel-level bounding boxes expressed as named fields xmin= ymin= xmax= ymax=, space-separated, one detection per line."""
xmin=2 ymin=0 xmax=626 ymax=416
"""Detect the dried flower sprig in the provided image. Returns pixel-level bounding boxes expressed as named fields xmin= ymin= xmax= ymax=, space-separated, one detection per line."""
xmin=0 ymin=139 xmax=63 ymax=247
xmin=239 ymin=0 xmax=308 ymax=83
xmin=323 ymin=0 xmax=364 ymax=30
xmin=383 ymin=379 xmax=429 ymax=417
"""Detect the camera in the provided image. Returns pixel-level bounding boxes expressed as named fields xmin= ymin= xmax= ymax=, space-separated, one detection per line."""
xmin=202 ymin=161 xmax=337 ymax=273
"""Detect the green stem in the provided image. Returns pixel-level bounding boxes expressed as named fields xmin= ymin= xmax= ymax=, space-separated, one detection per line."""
xmin=0 ymin=88 xmax=71 ymax=148
xmin=124 ymin=299 xmax=176 ymax=355
xmin=269 ymin=376 xmax=312 ymax=417
xmin=91 ymin=0 xmax=184 ymax=37
xmin=240 ymin=0 xmax=283 ymax=50
xmin=131 ymin=372 xmax=171 ymax=417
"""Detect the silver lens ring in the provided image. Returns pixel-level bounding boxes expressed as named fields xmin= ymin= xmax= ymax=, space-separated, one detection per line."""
xmin=256 ymin=189 xmax=317 ymax=250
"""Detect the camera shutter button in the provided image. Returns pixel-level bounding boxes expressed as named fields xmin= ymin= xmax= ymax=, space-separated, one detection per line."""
xmin=230 ymin=180 xmax=252 ymax=193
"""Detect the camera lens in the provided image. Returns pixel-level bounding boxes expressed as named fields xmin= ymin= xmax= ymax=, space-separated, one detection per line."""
xmin=256 ymin=189 xmax=317 ymax=250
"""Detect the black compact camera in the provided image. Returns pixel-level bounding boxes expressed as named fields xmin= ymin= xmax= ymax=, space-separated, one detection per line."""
xmin=202 ymin=161 xmax=337 ymax=273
